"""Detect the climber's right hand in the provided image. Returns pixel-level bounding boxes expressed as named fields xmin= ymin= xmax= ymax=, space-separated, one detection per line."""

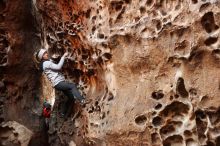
xmin=63 ymin=52 xmax=69 ymax=58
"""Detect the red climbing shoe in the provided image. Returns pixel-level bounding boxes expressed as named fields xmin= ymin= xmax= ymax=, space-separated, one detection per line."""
xmin=43 ymin=107 xmax=51 ymax=118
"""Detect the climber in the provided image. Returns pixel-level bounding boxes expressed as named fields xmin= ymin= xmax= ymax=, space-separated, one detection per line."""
xmin=42 ymin=102 xmax=51 ymax=118
xmin=36 ymin=48 xmax=86 ymax=117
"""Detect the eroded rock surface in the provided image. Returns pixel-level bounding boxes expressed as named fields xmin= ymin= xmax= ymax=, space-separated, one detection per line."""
xmin=0 ymin=121 xmax=33 ymax=146
xmin=1 ymin=0 xmax=220 ymax=146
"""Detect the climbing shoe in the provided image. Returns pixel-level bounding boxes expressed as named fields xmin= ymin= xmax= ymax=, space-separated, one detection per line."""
xmin=79 ymin=98 xmax=91 ymax=106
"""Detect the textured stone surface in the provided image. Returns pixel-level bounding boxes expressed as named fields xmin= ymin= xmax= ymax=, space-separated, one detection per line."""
xmin=1 ymin=0 xmax=220 ymax=146
xmin=0 ymin=121 xmax=33 ymax=146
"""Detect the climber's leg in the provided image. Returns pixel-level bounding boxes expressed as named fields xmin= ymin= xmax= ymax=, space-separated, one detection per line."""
xmin=60 ymin=90 xmax=74 ymax=117
xmin=55 ymin=81 xmax=85 ymax=103
xmin=55 ymin=82 xmax=75 ymax=117
xmin=67 ymin=82 xmax=84 ymax=101
xmin=54 ymin=81 xmax=73 ymax=91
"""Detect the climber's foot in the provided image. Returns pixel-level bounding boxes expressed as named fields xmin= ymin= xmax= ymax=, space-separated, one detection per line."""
xmin=60 ymin=113 xmax=65 ymax=118
xmin=79 ymin=98 xmax=91 ymax=107
xmin=79 ymin=99 xmax=86 ymax=106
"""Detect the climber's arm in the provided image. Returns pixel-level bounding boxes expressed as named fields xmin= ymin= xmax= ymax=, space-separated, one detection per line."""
xmin=48 ymin=55 xmax=65 ymax=70
xmin=44 ymin=53 xmax=68 ymax=70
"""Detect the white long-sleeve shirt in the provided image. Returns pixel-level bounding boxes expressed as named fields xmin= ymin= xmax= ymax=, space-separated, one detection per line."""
xmin=42 ymin=55 xmax=65 ymax=87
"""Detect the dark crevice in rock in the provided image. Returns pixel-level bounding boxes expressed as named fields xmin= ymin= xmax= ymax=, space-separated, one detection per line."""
xmin=155 ymin=103 xmax=162 ymax=110
xmin=199 ymin=3 xmax=211 ymax=12
xmin=152 ymin=116 xmax=163 ymax=127
xmin=192 ymin=0 xmax=198 ymax=4
xmin=160 ymin=101 xmax=189 ymax=117
xmin=135 ymin=115 xmax=147 ymax=125
xmin=151 ymin=90 xmax=164 ymax=100
xmin=201 ymin=12 xmax=219 ymax=33
xmin=163 ymin=135 xmax=183 ymax=146
xmin=204 ymin=37 xmax=218 ymax=46
xmin=176 ymin=77 xmax=188 ymax=98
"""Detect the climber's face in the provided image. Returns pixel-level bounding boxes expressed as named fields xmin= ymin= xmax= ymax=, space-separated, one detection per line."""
xmin=42 ymin=52 xmax=49 ymax=60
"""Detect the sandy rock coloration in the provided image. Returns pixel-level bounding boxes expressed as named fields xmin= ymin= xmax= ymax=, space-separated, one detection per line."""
xmin=35 ymin=0 xmax=220 ymax=145
xmin=0 ymin=121 xmax=33 ymax=146
xmin=1 ymin=0 xmax=220 ymax=145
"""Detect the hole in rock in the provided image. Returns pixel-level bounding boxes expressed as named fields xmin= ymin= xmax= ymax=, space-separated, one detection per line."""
xmin=97 ymin=33 xmax=104 ymax=39
xmin=195 ymin=109 xmax=206 ymax=119
xmin=100 ymin=112 xmax=105 ymax=119
xmin=163 ymin=18 xmax=168 ymax=23
xmin=146 ymin=0 xmax=153 ymax=6
xmin=206 ymin=108 xmax=220 ymax=125
xmin=110 ymin=1 xmax=124 ymax=11
xmin=175 ymin=40 xmax=188 ymax=51
xmin=124 ymin=0 xmax=131 ymax=4
xmin=101 ymin=43 xmax=108 ymax=48
xmin=155 ymin=103 xmax=162 ymax=110
xmin=188 ymin=47 xmax=205 ymax=62
xmin=186 ymin=138 xmax=197 ymax=146
xmin=160 ymin=124 xmax=175 ymax=136
xmin=216 ymin=136 xmax=220 ymax=146
xmin=156 ymin=20 xmax=162 ymax=30
xmin=192 ymin=0 xmax=198 ymax=4
xmin=204 ymin=37 xmax=218 ymax=46
xmin=97 ymin=57 xmax=103 ymax=65
xmin=140 ymin=7 xmax=146 ymax=14
xmin=87 ymin=69 xmax=95 ymax=76
xmin=92 ymin=16 xmax=96 ymax=20
xmin=107 ymin=92 xmax=114 ymax=101
xmin=196 ymin=118 xmax=207 ymax=137
xmin=212 ymin=49 xmax=220 ymax=55
xmin=170 ymin=96 xmax=173 ymax=100
xmin=152 ymin=116 xmax=163 ymax=127
xmin=103 ymin=53 xmax=112 ymax=60
xmin=0 ymin=126 xmax=14 ymax=142
xmin=175 ymin=29 xmax=185 ymax=38
xmin=199 ymin=3 xmax=211 ymax=12
xmin=151 ymin=90 xmax=164 ymax=100
xmin=160 ymin=101 xmax=189 ymax=117
xmin=184 ymin=130 xmax=192 ymax=137
xmin=174 ymin=94 xmax=179 ymax=98
xmin=116 ymin=7 xmax=125 ymax=21
xmin=88 ymin=107 xmax=94 ymax=113
xmin=92 ymin=26 xmax=96 ymax=33
xmin=151 ymin=133 xmax=160 ymax=144
xmin=176 ymin=77 xmax=188 ymax=98
xmin=152 ymin=111 xmax=157 ymax=116
xmin=189 ymin=88 xmax=197 ymax=96
xmin=201 ymin=12 xmax=219 ymax=33
xmin=135 ymin=115 xmax=147 ymax=125
xmin=115 ymin=4 xmax=122 ymax=11
xmin=175 ymin=3 xmax=181 ymax=10
xmin=85 ymin=9 xmax=91 ymax=18
xmin=206 ymin=141 xmax=215 ymax=146
xmin=163 ymin=135 xmax=183 ymax=146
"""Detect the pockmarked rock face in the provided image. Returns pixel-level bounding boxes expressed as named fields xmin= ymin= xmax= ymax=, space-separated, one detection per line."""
xmin=0 ymin=121 xmax=33 ymax=146
xmin=34 ymin=0 xmax=220 ymax=145
xmin=1 ymin=0 xmax=220 ymax=145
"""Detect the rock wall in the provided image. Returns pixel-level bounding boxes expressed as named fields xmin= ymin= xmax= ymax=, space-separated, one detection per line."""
xmin=0 ymin=0 xmax=49 ymax=145
xmin=1 ymin=0 xmax=220 ymax=146
xmin=0 ymin=121 xmax=33 ymax=146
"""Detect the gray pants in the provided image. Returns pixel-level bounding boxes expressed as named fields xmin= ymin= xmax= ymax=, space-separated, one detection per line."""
xmin=54 ymin=81 xmax=84 ymax=116
xmin=54 ymin=81 xmax=84 ymax=101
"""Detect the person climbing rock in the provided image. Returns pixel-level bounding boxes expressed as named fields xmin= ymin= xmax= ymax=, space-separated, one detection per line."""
xmin=36 ymin=48 xmax=86 ymax=117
